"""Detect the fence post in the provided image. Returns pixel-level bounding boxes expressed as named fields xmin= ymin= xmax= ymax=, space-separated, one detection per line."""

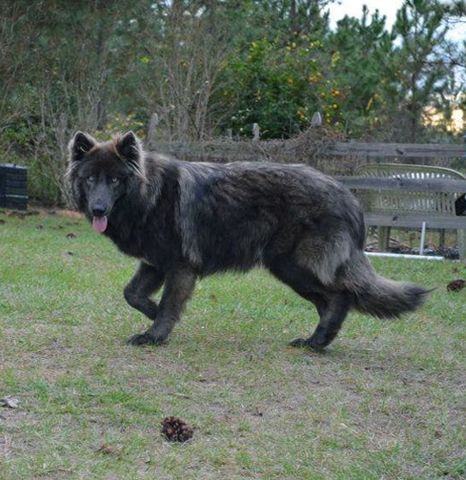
xmin=311 ymin=111 xmax=322 ymax=128
xmin=252 ymin=123 xmax=260 ymax=141
xmin=147 ymin=113 xmax=159 ymax=150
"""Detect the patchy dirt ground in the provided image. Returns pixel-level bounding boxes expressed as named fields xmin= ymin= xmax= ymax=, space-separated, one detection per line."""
xmin=0 ymin=210 xmax=465 ymax=479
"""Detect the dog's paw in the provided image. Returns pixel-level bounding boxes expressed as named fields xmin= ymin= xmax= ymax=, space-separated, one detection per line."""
xmin=127 ymin=332 xmax=166 ymax=346
xmin=289 ymin=337 xmax=308 ymax=348
xmin=289 ymin=337 xmax=326 ymax=352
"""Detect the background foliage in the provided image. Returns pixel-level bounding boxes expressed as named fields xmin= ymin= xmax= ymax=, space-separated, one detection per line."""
xmin=0 ymin=0 xmax=465 ymax=204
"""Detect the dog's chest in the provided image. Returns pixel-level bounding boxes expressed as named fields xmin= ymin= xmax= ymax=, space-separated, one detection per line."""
xmin=109 ymin=226 xmax=180 ymax=271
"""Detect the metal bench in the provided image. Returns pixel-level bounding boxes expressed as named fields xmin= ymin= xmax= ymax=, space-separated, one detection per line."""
xmin=338 ymin=163 xmax=466 ymax=259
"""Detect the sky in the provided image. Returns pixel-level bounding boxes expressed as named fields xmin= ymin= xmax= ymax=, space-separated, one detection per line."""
xmin=327 ymin=0 xmax=466 ymax=42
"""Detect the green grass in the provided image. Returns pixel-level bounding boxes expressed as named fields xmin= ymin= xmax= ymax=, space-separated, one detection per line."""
xmin=0 ymin=209 xmax=465 ymax=479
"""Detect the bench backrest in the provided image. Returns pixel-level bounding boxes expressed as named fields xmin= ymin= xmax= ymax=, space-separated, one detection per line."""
xmin=353 ymin=163 xmax=466 ymax=217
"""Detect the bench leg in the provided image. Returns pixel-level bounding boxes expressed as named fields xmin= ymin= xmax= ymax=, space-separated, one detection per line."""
xmin=419 ymin=222 xmax=427 ymax=255
xmin=458 ymin=229 xmax=466 ymax=261
xmin=378 ymin=226 xmax=390 ymax=252
xmin=439 ymin=229 xmax=446 ymax=249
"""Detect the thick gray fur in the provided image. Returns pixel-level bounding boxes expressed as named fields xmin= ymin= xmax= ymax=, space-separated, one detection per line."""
xmin=67 ymin=131 xmax=429 ymax=349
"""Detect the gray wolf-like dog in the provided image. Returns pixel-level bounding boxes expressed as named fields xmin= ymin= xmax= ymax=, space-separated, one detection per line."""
xmin=67 ymin=131 xmax=429 ymax=350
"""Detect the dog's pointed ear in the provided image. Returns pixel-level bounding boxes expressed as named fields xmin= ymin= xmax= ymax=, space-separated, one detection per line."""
xmin=68 ymin=131 xmax=97 ymax=162
xmin=115 ymin=131 xmax=143 ymax=163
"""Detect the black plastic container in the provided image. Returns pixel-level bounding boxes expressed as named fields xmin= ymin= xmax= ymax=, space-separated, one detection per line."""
xmin=0 ymin=164 xmax=28 ymax=210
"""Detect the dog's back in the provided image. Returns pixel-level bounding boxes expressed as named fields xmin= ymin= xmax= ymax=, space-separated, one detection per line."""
xmin=166 ymin=160 xmax=364 ymax=277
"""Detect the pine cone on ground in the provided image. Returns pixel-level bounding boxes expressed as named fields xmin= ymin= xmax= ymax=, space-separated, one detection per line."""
xmin=161 ymin=416 xmax=193 ymax=442
xmin=447 ymin=279 xmax=465 ymax=292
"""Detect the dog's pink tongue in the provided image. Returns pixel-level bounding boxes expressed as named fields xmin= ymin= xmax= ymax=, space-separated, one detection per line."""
xmin=92 ymin=216 xmax=108 ymax=233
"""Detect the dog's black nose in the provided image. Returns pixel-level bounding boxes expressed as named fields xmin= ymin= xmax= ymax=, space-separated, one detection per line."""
xmin=92 ymin=205 xmax=106 ymax=217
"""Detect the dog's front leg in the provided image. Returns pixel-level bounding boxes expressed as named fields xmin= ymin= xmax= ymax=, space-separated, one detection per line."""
xmin=124 ymin=262 xmax=164 ymax=321
xmin=128 ymin=263 xmax=196 ymax=346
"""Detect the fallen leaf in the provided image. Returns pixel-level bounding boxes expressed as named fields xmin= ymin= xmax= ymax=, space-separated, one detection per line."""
xmin=96 ymin=444 xmax=116 ymax=455
xmin=1 ymin=397 xmax=20 ymax=409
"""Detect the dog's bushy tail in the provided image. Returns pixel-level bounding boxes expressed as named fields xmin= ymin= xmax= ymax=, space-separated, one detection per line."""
xmin=342 ymin=252 xmax=430 ymax=318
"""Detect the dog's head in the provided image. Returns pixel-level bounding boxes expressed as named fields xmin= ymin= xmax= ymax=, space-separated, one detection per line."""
xmin=67 ymin=131 xmax=146 ymax=233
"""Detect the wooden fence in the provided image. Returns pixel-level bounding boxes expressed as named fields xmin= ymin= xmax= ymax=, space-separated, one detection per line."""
xmin=153 ymin=134 xmax=465 ymax=175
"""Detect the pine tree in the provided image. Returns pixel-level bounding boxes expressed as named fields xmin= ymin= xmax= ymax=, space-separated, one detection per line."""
xmin=329 ymin=6 xmax=395 ymax=137
xmin=391 ymin=0 xmax=451 ymax=142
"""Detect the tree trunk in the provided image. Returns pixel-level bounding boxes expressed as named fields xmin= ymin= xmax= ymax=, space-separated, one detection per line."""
xmin=95 ymin=1 xmax=107 ymax=130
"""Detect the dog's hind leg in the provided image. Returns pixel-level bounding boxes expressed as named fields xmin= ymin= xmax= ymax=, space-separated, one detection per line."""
xmin=124 ymin=262 xmax=165 ymax=321
xmin=128 ymin=263 xmax=196 ymax=346
xmin=289 ymin=291 xmax=350 ymax=350
xmin=267 ymin=256 xmax=350 ymax=350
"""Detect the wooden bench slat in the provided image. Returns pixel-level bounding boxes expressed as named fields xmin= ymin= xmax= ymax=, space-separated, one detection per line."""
xmin=327 ymin=142 xmax=465 ymax=158
xmin=364 ymin=213 xmax=466 ymax=229
xmin=336 ymin=176 xmax=466 ymax=194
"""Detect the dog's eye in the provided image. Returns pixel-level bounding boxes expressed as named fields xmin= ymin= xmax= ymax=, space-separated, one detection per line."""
xmin=110 ymin=177 xmax=120 ymax=185
xmin=86 ymin=175 xmax=96 ymax=183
